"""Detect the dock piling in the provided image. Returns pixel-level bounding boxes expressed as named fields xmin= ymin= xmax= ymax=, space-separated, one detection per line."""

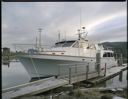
xmin=86 ymin=63 xmax=89 ymax=80
xmin=119 ymin=70 xmax=123 ymax=82
xmin=69 ymin=67 xmax=71 ymax=84
xmin=126 ymin=69 xmax=128 ymax=80
xmin=96 ymin=51 xmax=101 ymax=76
xmin=104 ymin=63 xmax=107 ymax=76
xmin=120 ymin=53 xmax=123 ymax=66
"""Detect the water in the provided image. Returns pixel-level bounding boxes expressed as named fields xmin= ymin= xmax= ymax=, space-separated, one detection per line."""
xmin=2 ymin=61 xmax=30 ymax=89
xmin=96 ymin=70 xmax=127 ymax=88
xmin=2 ymin=61 xmax=127 ymax=89
xmin=104 ymin=71 xmax=127 ymax=88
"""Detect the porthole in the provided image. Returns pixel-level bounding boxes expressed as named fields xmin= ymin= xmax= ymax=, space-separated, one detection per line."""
xmin=52 ymin=53 xmax=55 ymax=55
xmin=82 ymin=59 xmax=85 ymax=61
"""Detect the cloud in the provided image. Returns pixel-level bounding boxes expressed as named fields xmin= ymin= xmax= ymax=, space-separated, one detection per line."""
xmin=2 ymin=2 xmax=127 ymax=50
xmin=86 ymin=11 xmax=127 ymax=42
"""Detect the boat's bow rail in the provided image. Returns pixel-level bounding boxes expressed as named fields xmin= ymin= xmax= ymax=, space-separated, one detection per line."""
xmin=13 ymin=44 xmax=66 ymax=55
xmin=14 ymin=44 xmax=37 ymax=53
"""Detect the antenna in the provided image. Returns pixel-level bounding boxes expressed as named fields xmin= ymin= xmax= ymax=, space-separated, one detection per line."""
xmin=77 ymin=8 xmax=83 ymax=40
xmin=64 ymin=31 xmax=66 ymax=41
xmin=36 ymin=36 xmax=38 ymax=48
xmin=80 ymin=8 xmax=82 ymax=30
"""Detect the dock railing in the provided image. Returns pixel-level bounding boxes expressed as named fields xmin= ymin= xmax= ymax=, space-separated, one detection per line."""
xmin=57 ymin=62 xmax=104 ymax=84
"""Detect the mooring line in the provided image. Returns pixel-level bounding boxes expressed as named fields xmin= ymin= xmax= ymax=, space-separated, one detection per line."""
xmin=29 ymin=53 xmax=40 ymax=80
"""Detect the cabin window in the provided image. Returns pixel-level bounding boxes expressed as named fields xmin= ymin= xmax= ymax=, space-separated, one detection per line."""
xmin=61 ymin=52 xmax=64 ymax=54
xmin=108 ymin=53 xmax=110 ymax=57
xmin=103 ymin=53 xmax=107 ymax=57
xmin=55 ymin=43 xmax=63 ymax=47
xmin=63 ymin=42 xmax=74 ymax=47
xmin=55 ymin=41 xmax=75 ymax=47
xmin=103 ymin=52 xmax=113 ymax=57
xmin=110 ymin=53 xmax=113 ymax=57
xmin=52 ymin=53 xmax=55 ymax=55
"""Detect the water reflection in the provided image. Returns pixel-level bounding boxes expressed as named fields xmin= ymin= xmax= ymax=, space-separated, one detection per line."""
xmin=3 ymin=62 xmax=10 ymax=67
xmin=2 ymin=58 xmax=19 ymax=67
xmin=2 ymin=59 xmax=10 ymax=67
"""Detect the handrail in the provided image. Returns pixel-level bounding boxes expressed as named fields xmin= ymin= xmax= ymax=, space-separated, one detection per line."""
xmin=13 ymin=44 xmax=65 ymax=52
xmin=59 ymin=62 xmax=99 ymax=67
xmin=13 ymin=44 xmax=36 ymax=45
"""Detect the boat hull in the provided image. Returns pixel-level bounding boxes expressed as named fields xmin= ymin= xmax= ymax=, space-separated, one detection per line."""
xmin=17 ymin=54 xmax=117 ymax=79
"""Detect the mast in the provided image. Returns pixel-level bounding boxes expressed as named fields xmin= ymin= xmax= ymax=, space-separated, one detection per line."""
xmin=80 ymin=8 xmax=82 ymax=30
xmin=77 ymin=8 xmax=83 ymax=40
xmin=38 ymin=28 xmax=42 ymax=50
xmin=58 ymin=31 xmax=60 ymax=42
xmin=64 ymin=31 xmax=66 ymax=41
xmin=36 ymin=36 xmax=38 ymax=49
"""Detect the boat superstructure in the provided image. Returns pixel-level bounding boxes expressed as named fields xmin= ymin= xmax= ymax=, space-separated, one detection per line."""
xmin=15 ymin=27 xmax=117 ymax=80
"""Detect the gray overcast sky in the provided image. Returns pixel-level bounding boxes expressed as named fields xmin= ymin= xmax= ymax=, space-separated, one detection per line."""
xmin=2 ymin=2 xmax=127 ymax=50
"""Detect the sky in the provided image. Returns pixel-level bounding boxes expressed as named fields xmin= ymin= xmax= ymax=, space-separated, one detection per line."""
xmin=2 ymin=2 xmax=127 ymax=50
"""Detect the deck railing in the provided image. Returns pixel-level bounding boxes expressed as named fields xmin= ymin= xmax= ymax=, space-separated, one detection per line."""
xmin=13 ymin=44 xmax=65 ymax=54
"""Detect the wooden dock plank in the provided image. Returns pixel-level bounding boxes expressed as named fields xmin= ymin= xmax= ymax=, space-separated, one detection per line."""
xmin=2 ymin=78 xmax=68 ymax=99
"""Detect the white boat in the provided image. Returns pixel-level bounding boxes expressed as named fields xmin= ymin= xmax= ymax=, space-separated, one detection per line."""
xmin=16 ymin=27 xmax=117 ymax=80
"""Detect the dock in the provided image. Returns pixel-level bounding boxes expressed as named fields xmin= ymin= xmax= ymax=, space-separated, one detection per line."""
xmin=88 ymin=65 xmax=127 ymax=85
xmin=2 ymin=77 xmax=68 ymax=99
xmin=2 ymin=65 xmax=127 ymax=99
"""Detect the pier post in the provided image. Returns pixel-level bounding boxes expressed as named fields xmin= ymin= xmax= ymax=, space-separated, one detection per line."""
xmin=126 ymin=69 xmax=128 ymax=80
xmin=75 ymin=64 xmax=78 ymax=83
xmin=118 ymin=53 xmax=123 ymax=66
xmin=86 ymin=63 xmax=89 ymax=80
xmin=120 ymin=53 xmax=123 ymax=66
xmin=96 ymin=51 xmax=101 ymax=76
xmin=119 ymin=70 xmax=123 ymax=82
xmin=69 ymin=67 xmax=71 ymax=84
xmin=104 ymin=63 xmax=107 ymax=76
xmin=75 ymin=64 xmax=77 ymax=76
